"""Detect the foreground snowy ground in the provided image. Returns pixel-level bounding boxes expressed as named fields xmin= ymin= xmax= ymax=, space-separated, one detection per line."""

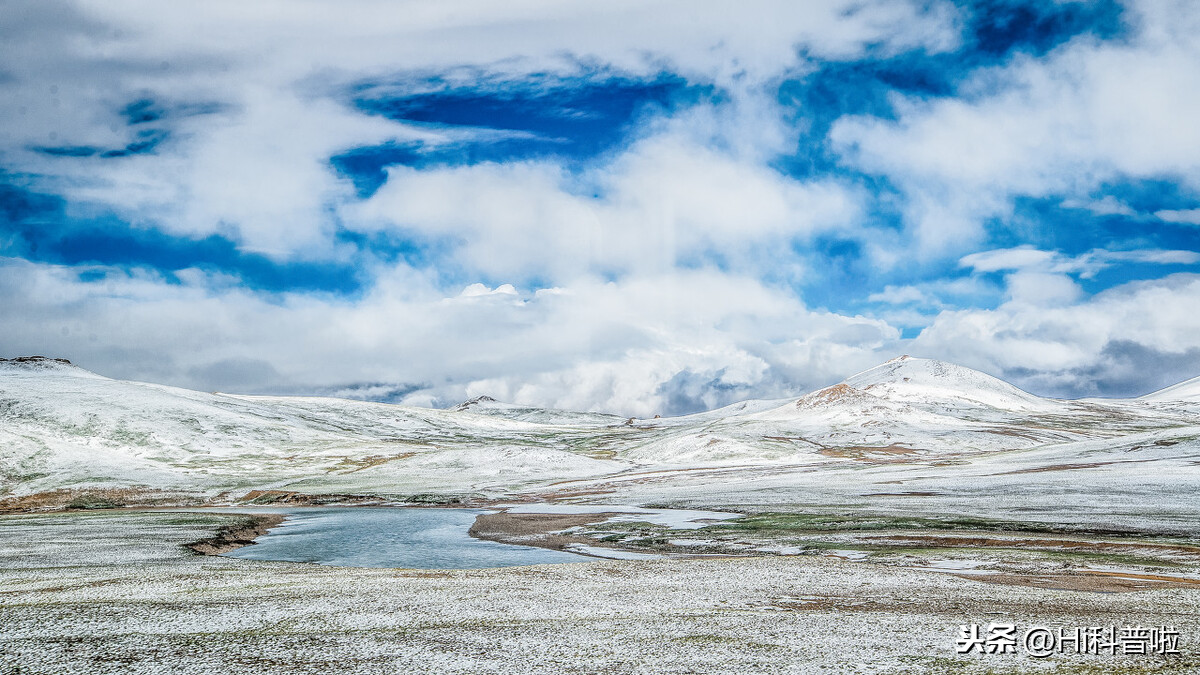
xmin=2 ymin=510 xmax=1198 ymax=674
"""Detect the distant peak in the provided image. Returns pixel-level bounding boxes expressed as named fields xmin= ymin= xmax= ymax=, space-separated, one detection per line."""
xmin=844 ymin=356 xmax=1048 ymax=411
xmin=452 ymin=395 xmax=498 ymax=411
xmin=0 ymin=356 xmax=104 ymax=379
xmin=885 ymin=354 xmax=911 ymax=363
xmin=1 ymin=356 xmax=73 ymax=366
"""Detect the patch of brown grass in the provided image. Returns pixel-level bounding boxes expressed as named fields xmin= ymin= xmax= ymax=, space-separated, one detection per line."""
xmin=819 ymin=444 xmax=919 ymax=462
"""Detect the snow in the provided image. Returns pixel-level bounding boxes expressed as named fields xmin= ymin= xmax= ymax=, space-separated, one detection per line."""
xmin=1140 ymin=374 xmax=1200 ymax=402
xmin=0 ymin=361 xmax=627 ymax=497
xmin=825 ymin=550 xmax=870 ymax=561
xmin=842 ymin=355 xmax=1055 ymax=412
xmin=12 ymin=510 xmax=1194 ymax=673
xmin=5 ymin=355 xmax=1200 ymax=674
xmin=916 ymin=560 xmax=998 ymax=575
xmin=503 ymin=504 xmax=741 ymax=529
xmin=2 ymin=355 xmax=1199 ymax=514
xmin=564 ymin=544 xmax=663 ymax=560
xmin=450 ymin=395 xmax=627 ymax=426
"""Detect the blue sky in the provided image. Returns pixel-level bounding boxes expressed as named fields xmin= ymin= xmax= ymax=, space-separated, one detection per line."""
xmin=2 ymin=0 xmax=1200 ymax=415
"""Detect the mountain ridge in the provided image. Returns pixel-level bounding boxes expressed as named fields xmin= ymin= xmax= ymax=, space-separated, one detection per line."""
xmin=2 ymin=354 xmax=1198 ymax=505
xmin=7 ymin=353 xmax=1198 ymax=412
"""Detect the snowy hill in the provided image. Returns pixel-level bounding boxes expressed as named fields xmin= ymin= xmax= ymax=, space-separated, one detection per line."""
xmin=1139 ymin=374 xmax=1200 ymax=402
xmin=1 ymin=355 xmax=1198 ymax=506
xmin=0 ymin=358 xmax=623 ymax=499
xmin=843 ymin=355 xmax=1056 ymax=413
xmin=609 ymin=359 xmax=1191 ymax=466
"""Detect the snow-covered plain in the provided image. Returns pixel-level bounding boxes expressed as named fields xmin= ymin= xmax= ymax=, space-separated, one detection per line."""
xmin=1 ymin=510 xmax=1198 ymax=674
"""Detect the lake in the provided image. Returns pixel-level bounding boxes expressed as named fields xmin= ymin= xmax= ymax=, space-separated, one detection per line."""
xmin=219 ymin=507 xmax=590 ymax=569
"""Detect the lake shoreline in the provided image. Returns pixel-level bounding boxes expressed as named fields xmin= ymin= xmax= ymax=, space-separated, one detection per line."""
xmin=174 ymin=505 xmax=687 ymax=564
xmin=185 ymin=512 xmax=287 ymax=555
xmin=468 ymin=510 xmax=625 ymax=554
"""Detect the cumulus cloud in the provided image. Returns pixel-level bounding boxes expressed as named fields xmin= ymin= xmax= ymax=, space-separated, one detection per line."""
xmin=830 ymin=1 xmax=1200 ymax=259
xmin=0 ymin=0 xmax=959 ymax=260
xmin=350 ymin=132 xmax=862 ymax=283
xmin=913 ymin=273 xmax=1200 ymax=396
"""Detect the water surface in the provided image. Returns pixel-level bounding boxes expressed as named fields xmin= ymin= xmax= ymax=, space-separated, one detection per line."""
xmin=219 ymin=507 xmax=589 ymax=569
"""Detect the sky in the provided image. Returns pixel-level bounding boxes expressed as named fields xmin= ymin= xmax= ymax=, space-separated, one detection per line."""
xmin=2 ymin=0 xmax=1200 ymax=416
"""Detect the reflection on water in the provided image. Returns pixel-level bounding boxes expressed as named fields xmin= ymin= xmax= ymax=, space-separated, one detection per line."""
xmin=219 ymin=507 xmax=589 ymax=569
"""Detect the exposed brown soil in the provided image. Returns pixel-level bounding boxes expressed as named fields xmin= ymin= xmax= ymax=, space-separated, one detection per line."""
xmin=327 ymin=452 xmax=419 ymax=473
xmin=982 ymin=428 xmax=1045 ymax=441
xmin=999 ymin=461 xmax=1117 ymax=474
xmin=995 ymin=458 xmax=1165 ymax=475
xmin=0 ymin=488 xmax=203 ymax=514
xmin=1080 ymin=569 xmax=1200 ymax=585
xmin=468 ymin=511 xmax=621 ymax=552
xmin=950 ymin=571 xmax=1197 ymax=593
xmin=186 ymin=513 xmax=286 ymax=555
xmin=235 ymin=489 xmax=398 ymax=505
xmin=819 ymin=444 xmax=918 ymax=461
xmin=865 ymin=533 xmax=1200 ymax=557
xmin=0 ymin=488 xmax=510 ymax=515
xmin=235 ymin=490 xmax=495 ymax=507
xmin=797 ymin=384 xmax=865 ymax=408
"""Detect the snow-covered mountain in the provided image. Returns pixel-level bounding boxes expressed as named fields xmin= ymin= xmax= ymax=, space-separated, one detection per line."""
xmin=0 ymin=357 xmax=622 ymax=499
xmin=1 ymin=355 xmax=1197 ymax=505
xmin=619 ymin=356 xmax=1172 ymax=464
xmin=843 ymin=355 xmax=1057 ymax=413
xmin=1139 ymin=374 xmax=1200 ymax=402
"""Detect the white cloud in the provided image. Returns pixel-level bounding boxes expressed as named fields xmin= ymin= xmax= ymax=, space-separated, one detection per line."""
xmin=348 ymin=130 xmax=862 ymax=283
xmin=1061 ymin=195 xmax=1136 ymax=217
xmin=5 ymin=0 xmax=1199 ymax=409
xmin=0 ymin=258 xmax=901 ymax=416
xmin=1004 ymin=271 xmax=1082 ymax=307
xmin=1102 ymin=249 xmax=1200 ymax=265
xmin=830 ymin=1 xmax=1200 ymax=258
xmin=1154 ymin=208 xmax=1200 ymax=225
xmin=959 ymin=247 xmax=1057 ymax=272
xmin=913 ymin=273 xmax=1200 ymax=393
xmin=0 ymin=0 xmax=959 ymax=261
xmin=960 ymin=246 xmax=1200 ymax=278
xmin=460 ymin=283 xmax=520 ymax=298
xmin=867 ymin=285 xmax=931 ymax=305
